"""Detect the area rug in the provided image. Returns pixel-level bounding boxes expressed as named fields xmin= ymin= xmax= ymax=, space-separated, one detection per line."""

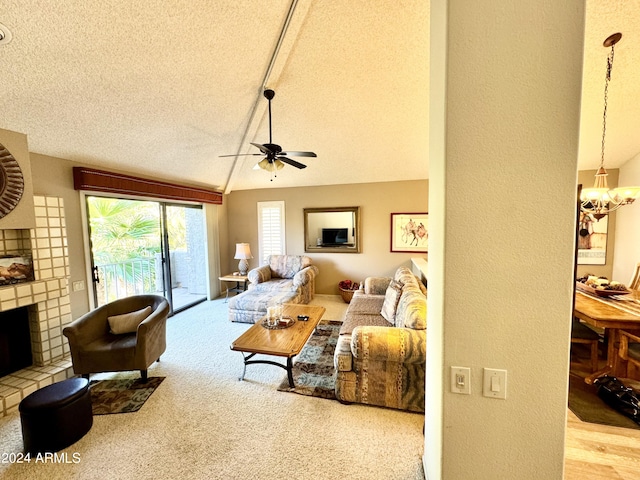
xmin=568 ymin=373 xmax=640 ymax=430
xmin=89 ymin=376 xmax=165 ymax=415
xmin=277 ymin=320 xmax=341 ymax=399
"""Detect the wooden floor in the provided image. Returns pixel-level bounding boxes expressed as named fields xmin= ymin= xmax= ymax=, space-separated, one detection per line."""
xmin=564 ymin=348 xmax=640 ymax=479
xmin=565 ymin=408 xmax=640 ymax=479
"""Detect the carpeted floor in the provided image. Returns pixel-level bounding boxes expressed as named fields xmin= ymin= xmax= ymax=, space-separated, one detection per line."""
xmin=0 ymin=295 xmax=425 ymax=480
xmin=277 ymin=320 xmax=341 ymax=399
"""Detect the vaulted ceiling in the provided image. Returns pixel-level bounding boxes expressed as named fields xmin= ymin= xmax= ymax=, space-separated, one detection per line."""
xmin=0 ymin=1 xmax=638 ymax=193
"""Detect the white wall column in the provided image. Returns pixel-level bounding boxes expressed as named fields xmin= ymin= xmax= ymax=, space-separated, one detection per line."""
xmin=425 ymin=1 xmax=584 ymax=478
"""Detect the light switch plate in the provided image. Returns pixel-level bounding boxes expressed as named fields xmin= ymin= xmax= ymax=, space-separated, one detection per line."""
xmin=483 ymin=368 xmax=507 ymax=399
xmin=450 ymin=366 xmax=471 ymax=395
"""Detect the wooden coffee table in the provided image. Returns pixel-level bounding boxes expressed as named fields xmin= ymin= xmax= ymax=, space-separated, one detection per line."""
xmin=230 ymin=304 xmax=326 ymax=387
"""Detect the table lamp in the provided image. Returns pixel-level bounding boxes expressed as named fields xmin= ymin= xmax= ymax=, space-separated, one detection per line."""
xmin=234 ymin=243 xmax=253 ymax=276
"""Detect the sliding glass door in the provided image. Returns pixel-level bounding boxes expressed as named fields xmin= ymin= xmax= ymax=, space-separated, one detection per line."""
xmin=163 ymin=204 xmax=208 ymax=312
xmin=86 ymin=196 xmax=206 ymax=314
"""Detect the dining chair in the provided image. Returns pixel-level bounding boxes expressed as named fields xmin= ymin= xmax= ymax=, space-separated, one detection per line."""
xmin=617 ymin=330 xmax=640 ymax=379
xmin=570 ymin=318 xmax=600 ymax=373
xmin=629 ymin=262 xmax=640 ymax=291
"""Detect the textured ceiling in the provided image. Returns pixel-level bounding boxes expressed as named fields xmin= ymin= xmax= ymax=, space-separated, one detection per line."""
xmin=580 ymin=1 xmax=640 ymax=174
xmin=0 ymin=1 xmax=637 ymax=193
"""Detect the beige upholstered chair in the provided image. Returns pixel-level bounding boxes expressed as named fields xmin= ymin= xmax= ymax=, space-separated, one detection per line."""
xmin=229 ymin=255 xmax=318 ymax=323
xmin=63 ymin=295 xmax=169 ymax=380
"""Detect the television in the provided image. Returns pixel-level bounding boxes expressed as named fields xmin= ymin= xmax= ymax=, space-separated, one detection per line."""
xmin=322 ymin=228 xmax=348 ymax=245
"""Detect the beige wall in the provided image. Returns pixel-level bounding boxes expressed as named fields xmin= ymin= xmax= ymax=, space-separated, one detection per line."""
xmin=225 ymin=180 xmax=428 ymax=294
xmin=427 ymin=1 xmax=584 ymax=478
xmin=27 ymin=151 xmax=429 ymax=315
xmin=28 ymin=153 xmax=427 ymax=315
xmin=29 ymin=153 xmax=91 ymax=319
xmin=24 ymin=153 xmax=618 ymax=320
xmin=612 ymin=152 xmax=640 ymax=284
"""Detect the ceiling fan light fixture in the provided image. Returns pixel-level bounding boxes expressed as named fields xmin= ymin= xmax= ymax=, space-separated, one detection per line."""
xmin=219 ymin=89 xmax=316 ymax=181
xmin=257 ymin=158 xmax=284 ymax=173
xmin=580 ymin=32 xmax=640 ymax=219
xmin=258 ymin=158 xmax=270 ymax=170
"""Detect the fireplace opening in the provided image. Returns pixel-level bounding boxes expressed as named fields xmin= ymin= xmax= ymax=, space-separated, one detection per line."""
xmin=0 ymin=306 xmax=32 ymax=377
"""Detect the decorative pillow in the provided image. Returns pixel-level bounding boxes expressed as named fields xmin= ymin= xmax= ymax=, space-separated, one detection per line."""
xmin=380 ymin=280 xmax=403 ymax=323
xmin=394 ymin=267 xmax=415 ymax=286
xmin=397 ymin=288 xmax=427 ymax=329
xmin=415 ymin=276 xmax=427 ymax=295
xmin=108 ymin=306 xmax=152 ymax=335
xmin=248 ymin=265 xmax=271 ymax=285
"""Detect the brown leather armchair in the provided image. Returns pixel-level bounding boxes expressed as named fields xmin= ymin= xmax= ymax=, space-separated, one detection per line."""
xmin=63 ymin=295 xmax=169 ymax=380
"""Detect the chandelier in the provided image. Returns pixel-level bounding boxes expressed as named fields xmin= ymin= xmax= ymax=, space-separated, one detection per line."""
xmin=580 ymin=32 xmax=640 ymax=220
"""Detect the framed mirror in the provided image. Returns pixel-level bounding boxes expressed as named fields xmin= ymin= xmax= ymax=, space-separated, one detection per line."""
xmin=304 ymin=206 xmax=361 ymax=253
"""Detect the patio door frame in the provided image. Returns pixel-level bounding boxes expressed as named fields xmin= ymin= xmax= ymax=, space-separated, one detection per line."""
xmin=80 ymin=192 xmax=209 ymax=315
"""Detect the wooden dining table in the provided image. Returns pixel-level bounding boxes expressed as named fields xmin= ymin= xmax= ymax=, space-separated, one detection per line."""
xmin=574 ymin=288 xmax=640 ymax=384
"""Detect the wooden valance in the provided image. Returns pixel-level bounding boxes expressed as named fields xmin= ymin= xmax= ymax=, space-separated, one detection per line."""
xmin=73 ymin=167 xmax=222 ymax=205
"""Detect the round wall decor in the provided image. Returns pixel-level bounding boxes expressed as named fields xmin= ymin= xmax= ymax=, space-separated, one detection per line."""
xmin=0 ymin=143 xmax=25 ymax=218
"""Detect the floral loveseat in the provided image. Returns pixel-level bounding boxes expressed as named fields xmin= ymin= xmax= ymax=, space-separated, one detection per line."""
xmin=228 ymin=255 xmax=319 ymax=323
xmin=334 ymin=266 xmax=426 ymax=412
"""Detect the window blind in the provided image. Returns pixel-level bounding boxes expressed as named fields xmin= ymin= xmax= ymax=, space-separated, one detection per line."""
xmin=257 ymin=201 xmax=285 ymax=263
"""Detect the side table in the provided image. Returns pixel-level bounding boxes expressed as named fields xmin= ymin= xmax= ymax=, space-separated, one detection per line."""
xmin=219 ymin=273 xmax=248 ymax=302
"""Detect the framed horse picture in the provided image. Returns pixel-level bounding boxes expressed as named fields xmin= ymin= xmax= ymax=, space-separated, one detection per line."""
xmin=390 ymin=212 xmax=428 ymax=253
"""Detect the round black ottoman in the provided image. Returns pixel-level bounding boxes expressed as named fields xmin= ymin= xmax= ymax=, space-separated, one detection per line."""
xmin=19 ymin=377 xmax=93 ymax=454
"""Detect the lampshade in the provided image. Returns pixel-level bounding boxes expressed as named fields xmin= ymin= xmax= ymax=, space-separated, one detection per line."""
xmin=234 ymin=243 xmax=253 ymax=276
xmin=234 ymin=243 xmax=253 ymax=260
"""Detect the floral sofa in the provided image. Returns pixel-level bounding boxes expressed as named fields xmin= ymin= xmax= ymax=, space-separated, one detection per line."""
xmin=334 ymin=266 xmax=426 ymax=412
xmin=228 ymin=255 xmax=319 ymax=323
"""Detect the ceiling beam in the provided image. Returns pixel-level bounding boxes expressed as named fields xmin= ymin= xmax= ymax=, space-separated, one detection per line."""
xmin=223 ymin=0 xmax=313 ymax=194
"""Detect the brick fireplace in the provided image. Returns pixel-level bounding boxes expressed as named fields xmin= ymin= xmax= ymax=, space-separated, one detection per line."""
xmin=0 ymin=195 xmax=74 ymax=417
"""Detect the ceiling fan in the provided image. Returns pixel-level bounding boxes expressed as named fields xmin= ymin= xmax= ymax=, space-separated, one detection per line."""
xmin=220 ymin=89 xmax=316 ymax=180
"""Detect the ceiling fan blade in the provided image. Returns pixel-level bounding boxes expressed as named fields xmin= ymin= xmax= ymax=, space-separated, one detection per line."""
xmin=278 ymin=157 xmax=307 ymax=169
xmin=219 ymin=153 xmax=263 ymax=157
xmin=251 ymin=142 xmax=274 ymax=155
xmin=279 ymin=151 xmax=317 ymax=157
